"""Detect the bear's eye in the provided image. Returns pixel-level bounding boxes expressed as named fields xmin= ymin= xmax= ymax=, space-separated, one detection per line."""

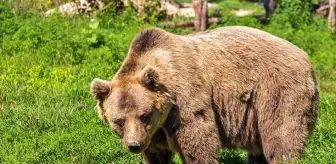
xmin=113 ymin=119 xmax=125 ymax=127
xmin=140 ymin=112 xmax=152 ymax=124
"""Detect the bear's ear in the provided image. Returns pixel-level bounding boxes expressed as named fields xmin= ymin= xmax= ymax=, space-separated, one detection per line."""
xmin=90 ymin=78 xmax=112 ymax=101
xmin=137 ymin=66 xmax=159 ymax=88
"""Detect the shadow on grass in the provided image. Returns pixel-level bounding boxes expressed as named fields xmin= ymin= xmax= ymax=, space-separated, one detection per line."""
xmin=172 ymin=149 xmax=246 ymax=164
xmin=220 ymin=150 xmax=246 ymax=164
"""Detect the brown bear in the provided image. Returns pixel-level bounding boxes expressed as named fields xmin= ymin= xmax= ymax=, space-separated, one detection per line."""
xmin=90 ymin=26 xmax=318 ymax=164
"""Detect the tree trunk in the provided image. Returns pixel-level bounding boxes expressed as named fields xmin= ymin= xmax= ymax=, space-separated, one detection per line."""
xmin=329 ymin=0 xmax=336 ymax=32
xmin=263 ymin=0 xmax=276 ymax=19
xmin=192 ymin=0 xmax=208 ymax=32
xmin=201 ymin=0 xmax=208 ymax=31
xmin=192 ymin=0 xmax=201 ymax=31
xmin=315 ymin=2 xmax=329 ymax=17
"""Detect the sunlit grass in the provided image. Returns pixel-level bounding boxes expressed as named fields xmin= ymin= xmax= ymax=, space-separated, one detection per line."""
xmin=0 ymin=0 xmax=335 ymax=163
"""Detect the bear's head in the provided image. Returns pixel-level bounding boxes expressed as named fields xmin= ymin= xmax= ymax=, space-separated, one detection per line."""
xmin=90 ymin=65 xmax=174 ymax=153
xmin=90 ymin=28 xmax=176 ymax=153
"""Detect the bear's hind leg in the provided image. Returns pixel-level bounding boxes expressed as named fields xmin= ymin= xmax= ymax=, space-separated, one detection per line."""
xmin=260 ymin=119 xmax=308 ymax=163
xmin=261 ymin=136 xmax=302 ymax=164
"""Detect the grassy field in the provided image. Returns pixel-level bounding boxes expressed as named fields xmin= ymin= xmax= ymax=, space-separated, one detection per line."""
xmin=0 ymin=0 xmax=336 ymax=163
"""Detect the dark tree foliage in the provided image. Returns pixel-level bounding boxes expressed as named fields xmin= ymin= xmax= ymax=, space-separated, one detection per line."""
xmin=274 ymin=0 xmax=317 ymax=28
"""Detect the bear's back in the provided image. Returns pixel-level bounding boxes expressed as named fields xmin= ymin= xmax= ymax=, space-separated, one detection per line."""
xmin=174 ymin=26 xmax=313 ymax=87
xmin=182 ymin=26 xmax=308 ymax=65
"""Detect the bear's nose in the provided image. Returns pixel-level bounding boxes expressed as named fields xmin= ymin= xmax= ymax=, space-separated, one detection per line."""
xmin=127 ymin=141 xmax=141 ymax=153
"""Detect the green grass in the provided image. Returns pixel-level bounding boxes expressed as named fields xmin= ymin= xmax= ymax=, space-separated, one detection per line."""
xmin=217 ymin=0 xmax=264 ymax=16
xmin=173 ymin=0 xmax=264 ymax=17
xmin=174 ymin=0 xmax=191 ymax=3
xmin=0 ymin=0 xmax=336 ymax=163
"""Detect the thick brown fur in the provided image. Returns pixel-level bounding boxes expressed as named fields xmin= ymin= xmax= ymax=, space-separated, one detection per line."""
xmin=90 ymin=26 xmax=319 ymax=164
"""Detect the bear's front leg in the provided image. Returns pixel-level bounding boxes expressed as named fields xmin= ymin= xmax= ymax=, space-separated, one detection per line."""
xmin=175 ymin=118 xmax=221 ymax=164
xmin=142 ymin=129 xmax=173 ymax=164
xmin=143 ymin=149 xmax=173 ymax=164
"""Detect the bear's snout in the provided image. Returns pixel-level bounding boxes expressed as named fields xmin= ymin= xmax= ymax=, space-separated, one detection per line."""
xmin=127 ymin=140 xmax=142 ymax=153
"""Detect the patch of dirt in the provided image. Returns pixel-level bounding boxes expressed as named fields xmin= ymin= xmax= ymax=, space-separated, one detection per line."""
xmin=232 ymin=9 xmax=255 ymax=17
xmin=165 ymin=2 xmax=218 ymax=17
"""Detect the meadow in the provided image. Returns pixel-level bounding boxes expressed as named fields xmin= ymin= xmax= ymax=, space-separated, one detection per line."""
xmin=0 ymin=0 xmax=335 ymax=163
